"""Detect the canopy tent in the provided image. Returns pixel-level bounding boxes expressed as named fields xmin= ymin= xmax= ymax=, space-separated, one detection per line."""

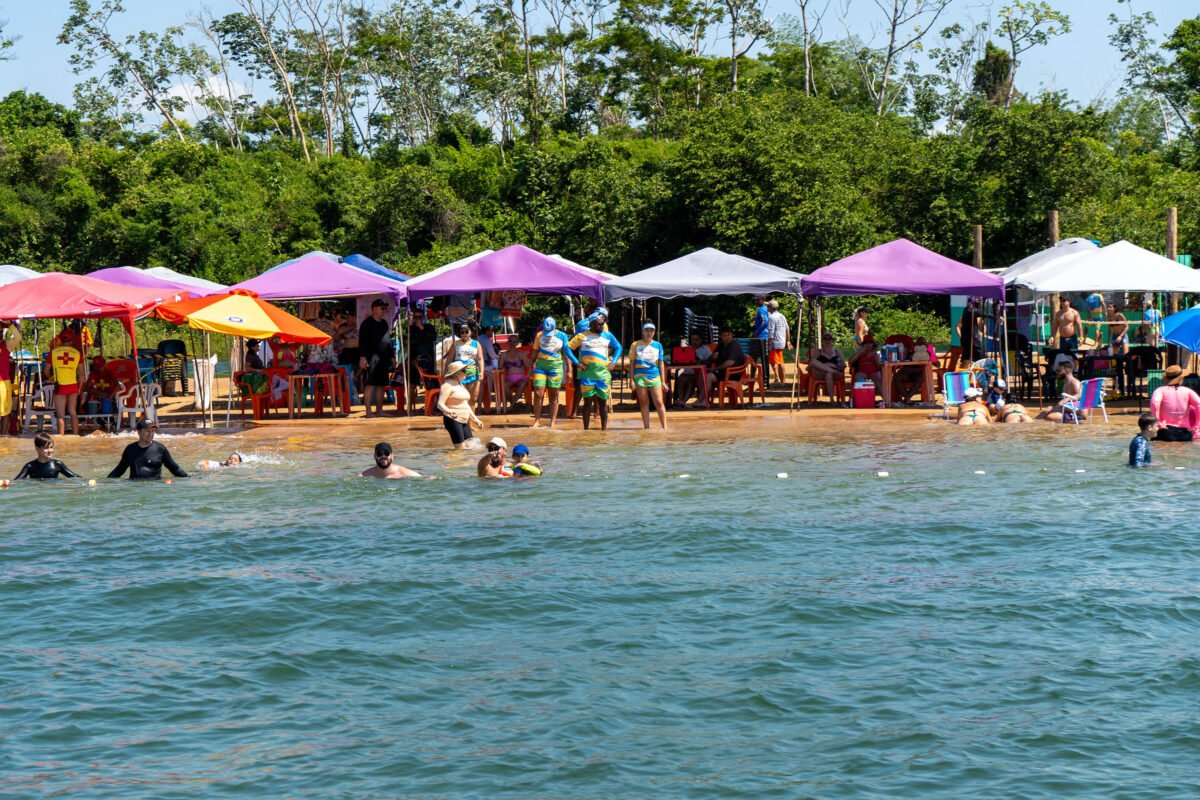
xmin=89 ymin=266 xmax=209 ymax=299
xmin=0 ymin=264 xmax=39 ymax=287
xmin=801 ymin=238 xmax=1005 ymax=302
xmin=345 ymin=253 xmax=410 ymax=283
xmin=1009 ymin=240 xmax=1200 ymax=293
xmin=230 ymin=251 xmax=407 ymax=305
xmin=155 ymin=289 xmax=332 ymax=344
xmin=0 ymin=273 xmax=184 ymax=323
xmin=404 ymin=244 xmax=611 ymax=301
xmin=144 ymin=267 xmax=228 ymax=295
xmin=603 ymin=248 xmax=802 ymax=301
xmin=1000 ymin=238 xmax=1098 ymax=286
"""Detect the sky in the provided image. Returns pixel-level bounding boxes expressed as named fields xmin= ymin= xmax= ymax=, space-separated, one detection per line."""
xmin=0 ymin=0 xmax=1195 ymax=111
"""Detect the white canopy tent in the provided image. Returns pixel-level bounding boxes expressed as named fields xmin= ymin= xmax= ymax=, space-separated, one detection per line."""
xmin=1013 ymin=240 xmax=1200 ymax=293
xmin=0 ymin=264 xmax=38 ymax=287
xmin=1000 ymin=238 xmax=1098 ymax=286
xmin=603 ymin=248 xmax=802 ymax=301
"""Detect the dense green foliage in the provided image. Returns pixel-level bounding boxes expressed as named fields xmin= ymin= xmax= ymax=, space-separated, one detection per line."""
xmin=1 ymin=2 xmax=1198 ymax=343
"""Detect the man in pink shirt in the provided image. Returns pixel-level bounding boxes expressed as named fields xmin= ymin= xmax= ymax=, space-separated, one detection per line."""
xmin=1149 ymin=365 xmax=1200 ymax=442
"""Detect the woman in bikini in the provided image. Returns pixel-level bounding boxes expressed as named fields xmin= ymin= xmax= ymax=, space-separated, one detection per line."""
xmin=808 ymin=332 xmax=845 ymax=404
xmin=956 ymin=386 xmax=992 ymax=426
xmin=499 ymin=336 xmax=530 ymax=409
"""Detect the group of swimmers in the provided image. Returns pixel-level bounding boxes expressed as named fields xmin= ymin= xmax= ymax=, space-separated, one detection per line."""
xmin=359 ymin=436 xmax=541 ymax=480
xmin=9 ymin=419 xmax=193 ymax=482
xmin=953 ymin=359 xmax=1093 ymax=426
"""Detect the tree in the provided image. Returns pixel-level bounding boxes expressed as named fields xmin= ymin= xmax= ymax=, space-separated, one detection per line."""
xmin=0 ymin=15 xmax=17 ymax=61
xmin=1107 ymin=2 xmax=1191 ymax=142
xmin=851 ymin=0 xmax=956 ymax=116
xmin=58 ymin=0 xmax=190 ymax=142
xmin=794 ymin=0 xmax=830 ymax=96
xmin=719 ymin=0 xmax=771 ymax=92
xmin=1161 ymin=17 xmax=1200 ymax=138
xmin=972 ymin=41 xmax=1012 ymax=106
xmin=995 ymin=2 xmax=1070 ymax=109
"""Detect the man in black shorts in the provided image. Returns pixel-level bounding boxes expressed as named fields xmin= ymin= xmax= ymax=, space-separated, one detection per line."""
xmin=358 ymin=299 xmax=394 ymax=418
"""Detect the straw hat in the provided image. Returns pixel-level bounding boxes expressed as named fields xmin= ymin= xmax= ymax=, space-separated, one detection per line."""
xmin=443 ymin=360 xmax=468 ymax=378
xmin=1165 ymin=365 xmax=1184 ymax=386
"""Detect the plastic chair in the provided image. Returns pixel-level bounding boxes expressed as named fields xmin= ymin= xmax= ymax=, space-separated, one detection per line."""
xmin=116 ymin=381 xmax=161 ymax=430
xmin=941 ymin=371 xmax=977 ymax=418
xmin=805 ymin=359 xmax=847 ymax=404
xmin=22 ymin=383 xmax=56 ymax=431
xmin=713 ymin=358 xmax=751 ymax=408
xmin=1061 ymin=378 xmax=1108 ymax=424
xmin=738 ymin=356 xmax=767 ymax=404
xmin=416 ymin=366 xmax=442 ymax=416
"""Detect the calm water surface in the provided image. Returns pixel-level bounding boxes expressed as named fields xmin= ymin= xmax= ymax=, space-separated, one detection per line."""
xmin=1 ymin=416 xmax=1198 ymax=798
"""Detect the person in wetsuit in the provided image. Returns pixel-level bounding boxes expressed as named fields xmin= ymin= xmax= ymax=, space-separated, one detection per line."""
xmin=14 ymin=433 xmax=81 ymax=480
xmin=107 ymin=419 xmax=189 ymax=480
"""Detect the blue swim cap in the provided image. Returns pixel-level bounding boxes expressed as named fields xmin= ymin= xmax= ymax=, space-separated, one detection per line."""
xmin=543 ymin=316 xmax=556 ymax=332
xmin=596 ymin=306 xmax=609 ymax=318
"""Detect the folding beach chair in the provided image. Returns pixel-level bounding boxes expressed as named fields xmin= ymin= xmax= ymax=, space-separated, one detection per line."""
xmin=1060 ymin=377 xmax=1108 ymax=424
xmin=941 ymin=370 xmax=976 ymax=418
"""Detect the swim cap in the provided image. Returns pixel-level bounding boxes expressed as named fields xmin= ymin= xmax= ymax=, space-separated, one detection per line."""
xmin=596 ymin=307 xmax=609 ymax=319
xmin=543 ymin=317 xmax=556 ymax=332
xmin=513 ymin=444 xmax=529 ymax=456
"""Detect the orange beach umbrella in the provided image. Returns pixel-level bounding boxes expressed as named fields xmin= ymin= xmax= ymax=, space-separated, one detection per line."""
xmin=155 ymin=289 xmax=331 ymax=344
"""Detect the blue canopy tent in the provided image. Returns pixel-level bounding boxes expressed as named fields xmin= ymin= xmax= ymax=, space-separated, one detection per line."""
xmin=344 ymin=253 xmax=409 ymax=283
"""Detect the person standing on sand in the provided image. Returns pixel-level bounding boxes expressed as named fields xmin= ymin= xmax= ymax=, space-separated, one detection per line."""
xmin=853 ymin=307 xmax=870 ymax=345
xmin=766 ymin=299 xmax=790 ymax=386
xmin=437 ymin=361 xmax=483 ymax=449
xmin=569 ymin=314 xmax=622 ymax=432
xmin=631 ymin=322 xmax=668 ymax=430
xmin=531 ymin=316 xmax=577 ymax=429
xmin=358 ymin=299 xmax=394 ymax=418
xmin=362 ymin=442 xmax=420 ymax=478
xmin=1053 ymin=298 xmax=1082 ymax=353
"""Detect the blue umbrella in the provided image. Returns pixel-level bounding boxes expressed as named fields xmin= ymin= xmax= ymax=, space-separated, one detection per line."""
xmin=344 ymin=253 xmax=409 ymax=283
xmin=1162 ymin=306 xmax=1200 ymax=351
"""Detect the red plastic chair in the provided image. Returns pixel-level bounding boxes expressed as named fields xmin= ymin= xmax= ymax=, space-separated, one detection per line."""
xmin=416 ymin=366 xmax=442 ymax=416
xmin=712 ymin=358 xmax=751 ymax=408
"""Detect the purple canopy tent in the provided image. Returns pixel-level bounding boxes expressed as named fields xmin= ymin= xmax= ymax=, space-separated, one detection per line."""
xmin=89 ymin=266 xmax=214 ymax=298
xmin=794 ymin=239 xmax=1006 ymax=409
xmin=230 ymin=252 xmax=407 ymax=306
xmin=800 ymin=239 xmax=1004 ymax=301
xmin=404 ymin=244 xmax=610 ymax=301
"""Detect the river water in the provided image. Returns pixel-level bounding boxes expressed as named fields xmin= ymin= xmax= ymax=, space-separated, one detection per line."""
xmin=2 ymin=416 xmax=1198 ymax=798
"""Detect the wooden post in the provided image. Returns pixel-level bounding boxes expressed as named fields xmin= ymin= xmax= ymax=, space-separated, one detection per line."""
xmin=1168 ymin=206 xmax=1180 ymax=367
xmin=973 ymin=224 xmax=984 ymax=269
xmin=1048 ymin=211 xmax=1060 ymax=345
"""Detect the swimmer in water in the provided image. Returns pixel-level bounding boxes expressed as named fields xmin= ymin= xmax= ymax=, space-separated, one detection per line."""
xmin=107 ymin=419 xmax=189 ymax=480
xmin=361 ymin=442 xmax=420 ymax=479
xmin=510 ymin=443 xmax=542 ymax=477
xmin=198 ymin=452 xmax=244 ymax=470
xmin=477 ymin=437 xmax=512 ymax=478
xmin=14 ymin=433 xmax=81 ymax=480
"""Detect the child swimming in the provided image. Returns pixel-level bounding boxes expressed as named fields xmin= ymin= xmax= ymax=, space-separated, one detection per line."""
xmin=511 ymin=444 xmax=542 ymax=477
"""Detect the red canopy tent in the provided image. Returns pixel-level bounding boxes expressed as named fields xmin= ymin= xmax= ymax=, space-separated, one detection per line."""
xmin=0 ymin=272 xmax=187 ymax=347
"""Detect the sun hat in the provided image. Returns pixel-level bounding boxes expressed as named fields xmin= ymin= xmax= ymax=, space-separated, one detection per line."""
xmin=1165 ymin=364 xmax=1184 ymax=386
xmin=964 ymin=387 xmax=981 ymax=398
xmin=487 ymin=437 xmax=508 ymax=450
xmin=512 ymin=444 xmax=529 ymax=456
xmin=443 ymin=360 xmax=468 ymax=378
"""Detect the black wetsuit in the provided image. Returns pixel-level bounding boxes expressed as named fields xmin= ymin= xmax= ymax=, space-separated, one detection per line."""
xmin=107 ymin=441 xmax=189 ymax=480
xmin=14 ymin=459 xmax=80 ymax=480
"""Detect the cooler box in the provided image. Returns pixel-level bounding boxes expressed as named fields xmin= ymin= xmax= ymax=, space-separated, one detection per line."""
xmin=852 ymin=381 xmax=876 ymax=409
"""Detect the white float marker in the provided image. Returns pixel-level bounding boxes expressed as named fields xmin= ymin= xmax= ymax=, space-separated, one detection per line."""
xmin=877 ymin=471 xmax=889 ymax=477
xmin=974 ymin=470 xmax=986 ymax=475
xmin=1075 ymin=469 xmax=1086 ymax=473
xmin=777 ymin=472 xmax=789 ymax=479
xmin=678 ymin=474 xmax=690 ymax=479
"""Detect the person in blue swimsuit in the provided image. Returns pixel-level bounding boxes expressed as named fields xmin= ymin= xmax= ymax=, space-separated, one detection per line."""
xmin=442 ymin=323 xmax=485 ymax=407
xmin=631 ymin=322 xmax=668 ymax=430
xmin=1129 ymin=414 xmax=1157 ymax=467
xmin=1084 ymin=292 xmax=1107 ymax=346
xmin=531 ymin=317 xmax=578 ymax=429
xmin=569 ymin=314 xmax=622 ymax=431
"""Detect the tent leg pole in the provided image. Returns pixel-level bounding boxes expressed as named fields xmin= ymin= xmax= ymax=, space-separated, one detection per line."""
xmin=789 ymin=296 xmax=804 ymax=413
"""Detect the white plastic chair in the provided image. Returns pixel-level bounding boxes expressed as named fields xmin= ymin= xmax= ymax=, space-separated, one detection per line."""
xmin=22 ymin=383 xmax=56 ymax=431
xmin=117 ymin=381 xmax=161 ymax=430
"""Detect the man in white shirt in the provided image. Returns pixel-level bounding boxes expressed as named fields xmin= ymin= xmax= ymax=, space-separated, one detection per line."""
xmin=765 ymin=299 xmax=790 ymax=385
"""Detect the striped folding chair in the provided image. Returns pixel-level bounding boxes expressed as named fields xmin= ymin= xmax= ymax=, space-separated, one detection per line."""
xmin=941 ymin=370 xmax=976 ymax=418
xmin=1061 ymin=377 xmax=1108 ymax=424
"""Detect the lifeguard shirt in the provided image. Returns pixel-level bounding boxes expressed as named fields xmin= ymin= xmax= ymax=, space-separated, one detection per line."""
xmin=50 ymin=346 xmax=81 ymax=386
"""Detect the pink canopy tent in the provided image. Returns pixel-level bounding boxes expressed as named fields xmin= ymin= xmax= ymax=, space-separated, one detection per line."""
xmin=231 ymin=252 xmax=406 ymax=305
xmin=800 ymin=238 xmax=1004 ymax=301
xmin=89 ymin=266 xmax=217 ymax=298
xmin=404 ymin=244 xmax=611 ymax=301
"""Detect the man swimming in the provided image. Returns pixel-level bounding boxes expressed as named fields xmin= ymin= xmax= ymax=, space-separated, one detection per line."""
xmin=14 ymin=433 xmax=81 ymax=480
xmin=107 ymin=419 xmax=189 ymax=480
xmin=362 ymin=442 xmax=420 ymax=479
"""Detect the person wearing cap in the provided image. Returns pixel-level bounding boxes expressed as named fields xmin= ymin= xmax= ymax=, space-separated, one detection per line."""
xmin=358 ymin=298 xmax=394 ymax=418
xmin=569 ymin=312 xmax=623 ymax=431
xmin=765 ymin=299 xmax=790 ymax=386
xmin=441 ymin=322 xmax=485 ymax=408
xmin=510 ymin=443 xmax=542 ymax=476
xmin=477 ymin=437 xmax=512 ymax=478
xmin=108 ymin=419 xmax=189 ymax=480
xmin=47 ymin=327 xmax=82 ymax=436
xmin=531 ymin=316 xmax=578 ymax=428
xmin=1038 ymin=358 xmax=1084 ymax=422
xmin=1149 ymin=364 xmax=1200 ymax=441
xmin=437 ymin=360 xmax=483 ymax=448
xmin=244 ymin=339 xmax=266 ymax=371
xmin=362 ymin=442 xmax=421 ymax=478
xmin=568 ymin=303 xmax=608 ymax=419
xmin=956 ymin=386 xmax=991 ymax=426
xmin=631 ymin=321 xmax=668 ymax=430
